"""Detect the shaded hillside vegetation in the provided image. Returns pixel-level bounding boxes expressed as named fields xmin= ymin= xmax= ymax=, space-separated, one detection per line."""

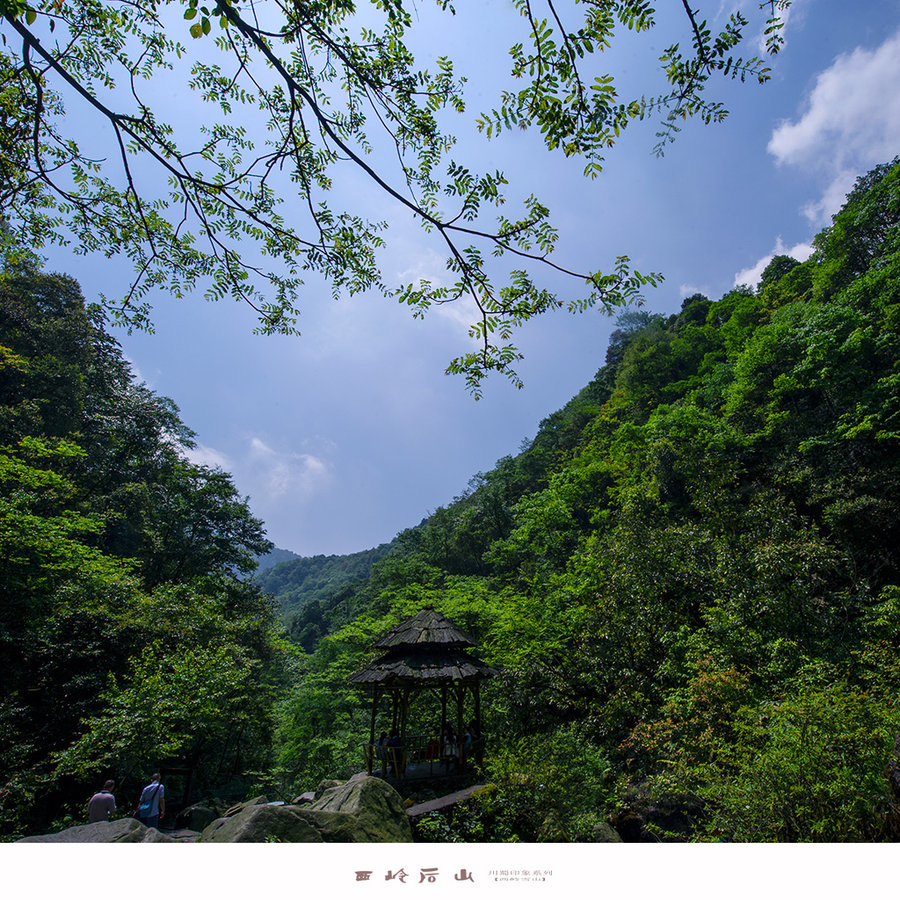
xmin=255 ymin=546 xmax=302 ymax=571
xmin=272 ymin=160 xmax=900 ymax=842
xmin=0 ymin=244 xmax=289 ymax=839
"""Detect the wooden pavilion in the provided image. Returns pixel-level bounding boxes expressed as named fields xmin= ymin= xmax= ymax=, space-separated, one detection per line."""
xmin=349 ymin=607 xmax=497 ymax=779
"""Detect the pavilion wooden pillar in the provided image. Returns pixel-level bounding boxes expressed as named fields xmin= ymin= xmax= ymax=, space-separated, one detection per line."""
xmin=367 ymin=687 xmax=381 ymax=775
xmin=399 ymin=688 xmax=411 ymax=747
xmin=473 ymin=681 xmax=484 ymax=766
xmin=455 ymin=683 xmax=464 ymax=769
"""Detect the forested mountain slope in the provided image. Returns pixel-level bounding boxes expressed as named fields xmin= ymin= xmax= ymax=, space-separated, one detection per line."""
xmin=254 ymin=546 xmax=302 ymax=571
xmin=272 ymin=159 xmax=900 ymax=842
xmin=253 ymin=543 xmax=394 ymax=650
xmin=0 ymin=249 xmax=288 ymax=838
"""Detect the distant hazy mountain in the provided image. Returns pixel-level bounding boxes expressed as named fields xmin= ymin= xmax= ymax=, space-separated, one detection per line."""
xmin=252 ymin=542 xmax=394 ymax=619
xmin=254 ymin=546 xmax=302 ymax=573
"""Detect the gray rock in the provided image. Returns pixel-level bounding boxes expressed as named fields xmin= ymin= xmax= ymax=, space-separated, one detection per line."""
xmin=222 ymin=795 xmax=268 ymax=818
xmin=308 ymin=776 xmax=412 ymax=841
xmin=199 ymin=804 xmax=325 ymax=843
xmin=590 ymin=821 xmax=623 ymax=843
xmin=17 ymin=819 xmax=176 ymax=843
xmin=175 ymin=803 xmax=219 ymax=832
xmin=167 ymin=828 xmax=202 ymax=843
xmin=199 ymin=776 xmax=412 ymax=843
xmin=315 ymin=779 xmax=343 ymax=798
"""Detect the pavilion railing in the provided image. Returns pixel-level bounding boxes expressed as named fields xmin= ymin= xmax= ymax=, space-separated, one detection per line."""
xmin=363 ymin=734 xmax=484 ymax=779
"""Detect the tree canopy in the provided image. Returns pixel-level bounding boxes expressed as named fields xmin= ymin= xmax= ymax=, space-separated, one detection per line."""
xmin=0 ymin=0 xmax=789 ymax=392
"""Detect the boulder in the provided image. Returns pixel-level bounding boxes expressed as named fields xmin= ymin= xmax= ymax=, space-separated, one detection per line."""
xmin=589 ymin=821 xmax=623 ymax=843
xmin=175 ymin=802 xmax=220 ymax=832
xmin=199 ymin=804 xmax=326 ymax=843
xmin=307 ymin=776 xmax=412 ymax=841
xmin=315 ymin=779 xmax=343 ymax=797
xmin=17 ymin=819 xmax=175 ymax=843
xmin=199 ymin=776 xmax=412 ymax=843
xmin=222 ymin=795 xmax=268 ymax=818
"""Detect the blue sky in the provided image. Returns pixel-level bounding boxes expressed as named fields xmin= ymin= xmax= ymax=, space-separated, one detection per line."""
xmin=37 ymin=0 xmax=900 ymax=557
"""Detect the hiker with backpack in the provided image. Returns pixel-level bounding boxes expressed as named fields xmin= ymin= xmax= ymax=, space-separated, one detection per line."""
xmin=135 ymin=773 xmax=165 ymax=829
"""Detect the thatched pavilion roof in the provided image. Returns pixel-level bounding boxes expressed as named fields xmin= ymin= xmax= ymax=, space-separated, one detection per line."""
xmin=349 ymin=607 xmax=497 ymax=687
xmin=372 ymin=607 xmax=476 ymax=650
xmin=349 ymin=648 xmax=496 ymax=686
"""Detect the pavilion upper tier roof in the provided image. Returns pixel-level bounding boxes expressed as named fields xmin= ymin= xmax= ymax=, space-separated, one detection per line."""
xmin=349 ymin=607 xmax=497 ymax=687
xmin=372 ymin=607 xmax=476 ymax=650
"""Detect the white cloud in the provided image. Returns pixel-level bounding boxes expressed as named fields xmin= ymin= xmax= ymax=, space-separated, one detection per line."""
xmin=248 ymin=437 xmax=331 ymax=499
xmin=395 ymin=247 xmax=448 ymax=289
xmin=768 ymin=28 xmax=900 ymax=225
xmin=713 ymin=1 xmax=802 ymax=55
xmin=734 ymin=237 xmax=813 ymax=288
xmin=753 ymin=0 xmax=800 ymax=55
xmin=186 ymin=443 xmax=232 ymax=470
xmin=394 ymin=244 xmax=507 ymax=340
xmin=679 ymin=283 xmax=713 ymax=300
xmin=432 ymin=295 xmax=484 ymax=335
xmin=395 ymin=248 xmax=481 ymax=335
xmin=800 ymin=172 xmax=858 ymax=227
xmin=123 ymin=354 xmax=149 ymax=387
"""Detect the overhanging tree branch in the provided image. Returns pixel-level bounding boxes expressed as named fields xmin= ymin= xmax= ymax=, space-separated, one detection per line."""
xmin=0 ymin=0 xmax=789 ymax=394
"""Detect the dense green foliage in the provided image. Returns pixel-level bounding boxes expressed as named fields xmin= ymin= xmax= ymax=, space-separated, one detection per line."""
xmin=0 ymin=256 xmax=288 ymax=838
xmin=272 ymin=159 xmax=900 ymax=842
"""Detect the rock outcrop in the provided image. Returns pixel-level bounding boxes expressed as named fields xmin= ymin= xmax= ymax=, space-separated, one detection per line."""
xmin=306 ymin=775 xmax=413 ymax=840
xmin=199 ymin=803 xmax=328 ymax=843
xmin=17 ymin=819 xmax=176 ymax=843
xmin=17 ymin=777 xmax=411 ymax=844
xmin=199 ymin=776 xmax=412 ymax=843
xmin=588 ymin=821 xmax=623 ymax=843
xmin=175 ymin=801 xmax=222 ymax=833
